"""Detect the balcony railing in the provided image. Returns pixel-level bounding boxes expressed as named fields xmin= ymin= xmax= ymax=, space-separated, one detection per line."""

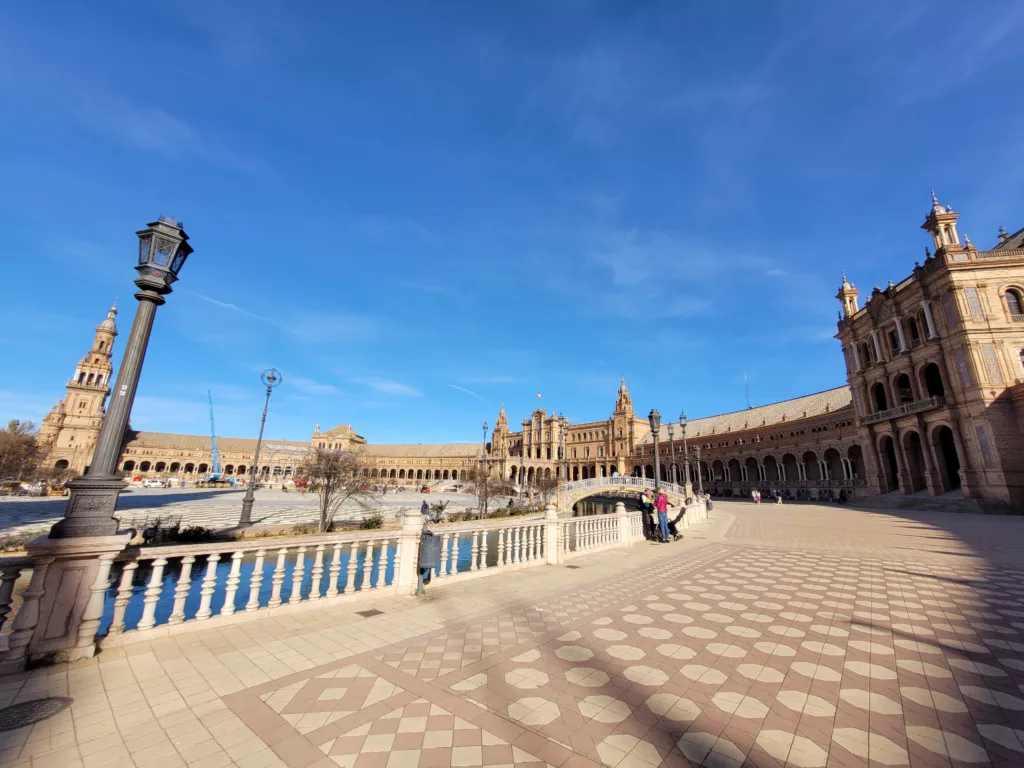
xmin=861 ymin=395 xmax=946 ymax=425
xmin=1011 ymin=314 xmax=1024 ymax=324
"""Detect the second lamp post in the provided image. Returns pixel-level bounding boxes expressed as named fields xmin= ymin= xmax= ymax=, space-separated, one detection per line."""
xmin=648 ymin=409 xmax=661 ymax=494
xmin=239 ymin=368 xmax=283 ymax=526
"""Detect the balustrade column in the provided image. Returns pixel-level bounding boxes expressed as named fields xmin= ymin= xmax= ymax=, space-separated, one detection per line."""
xmin=0 ymin=562 xmax=25 ymax=632
xmin=327 ymin=544 xmax=343 ymax=597
xmin=223 ymin=551 xmax=245 ymax=615
xmin=70 ymin=553 xmax=117 ymax=660
xmin=470 ymin=531 xmax=479 ymax=571
xmin=290 ymin=546 xmax=306 ymax=604
xmin=167 ymin=555 xmax=195 ymax=625
xmin=196 ymin=554 xmax=221 ymax=620
xmin=268 ymin=548 xmax=288 ymax=607
xmin=1 ymin=557 xmax=53 ymax=671
xmin=108 ymin=561 xmax=138 ymax=634
xmin=343 ymin=542 xmax=359 ymax=592
xmin=376 ymin=538 xmax=389 ymax=587
xmin=310 ymin=545 xmax=326 ymax=600
xmin=497 ymin=529 xmax=506 ymax=567
xmin=137 ymin=558 xmax=168 ymax=631
xmin=246 ymin=550 xmax=266 ymax=611
xmin=439 ymin=533 xmax=452 ymax=577
xmin=362 ymin=542 xmax=375 ymax=589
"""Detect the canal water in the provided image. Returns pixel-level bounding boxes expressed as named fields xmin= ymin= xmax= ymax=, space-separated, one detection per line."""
xmin=573 ymin=494 xmax=643 ymax=517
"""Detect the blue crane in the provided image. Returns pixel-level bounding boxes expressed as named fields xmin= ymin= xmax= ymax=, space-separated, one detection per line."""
xmin=208 ymin=390 xmax=222 ymax=481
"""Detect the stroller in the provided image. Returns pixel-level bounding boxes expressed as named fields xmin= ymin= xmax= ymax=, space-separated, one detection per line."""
xmin=666 ymin=507 xmax=686 ymax=541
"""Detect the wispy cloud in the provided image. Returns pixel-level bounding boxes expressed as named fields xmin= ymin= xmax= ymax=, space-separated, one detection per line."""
xmin=459 ymin=375 xmax=519 ymax=385
xmin=288 ymin=376 xmax=341 ymax=396
xmin=446 ymin=383 xmax=489 ymax=404
xmin=353 ymin=378 xmax=423 ymax=397
xmin=189 ymin=291 xmax=280 ymax=325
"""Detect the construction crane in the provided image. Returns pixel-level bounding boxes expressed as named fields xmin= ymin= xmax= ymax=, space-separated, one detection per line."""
xmin=208 ymin=390 xmax=222 ymax=481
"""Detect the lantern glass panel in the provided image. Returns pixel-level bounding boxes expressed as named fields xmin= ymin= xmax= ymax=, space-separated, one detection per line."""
xmin=153 ymin=238 xmax=173 ymax=267
xmin=138 ymin=238 xmax=151 ymax=265
xmin=171 ymin=250 xmax=187 ymax=274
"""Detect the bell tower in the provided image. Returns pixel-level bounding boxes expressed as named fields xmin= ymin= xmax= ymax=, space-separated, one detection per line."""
xmin=921 ymin=190 xmax=963 ymax=255
xmin=611 ymin=378 xmax=636 ymax=474
xmin=836 ymin=270 xmax=859 ymax=317
xmin=490 ymin=404 xmax=510 ymax=458
xmin=41 ymin=304 xmax=119 ymax=474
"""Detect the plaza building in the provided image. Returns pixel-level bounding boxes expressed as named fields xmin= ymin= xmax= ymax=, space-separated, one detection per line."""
xmin=35 ymin=193 xmax=1024 ymax=510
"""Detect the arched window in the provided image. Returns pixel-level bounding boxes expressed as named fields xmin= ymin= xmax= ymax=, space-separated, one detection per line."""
xmin=98 ymin=341 xmax=106 ymax=351
xmin=1006 ymin=288 xmax=1024 ymax=317
xmin=859 ymin=342 xmax=872 ymax=367
xmin=908 ymin=317 xmax=921 ymax=346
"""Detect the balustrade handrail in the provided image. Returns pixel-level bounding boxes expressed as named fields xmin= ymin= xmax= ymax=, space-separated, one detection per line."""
xmin=438 ymin=513 xmax=545 ymax=533
xmin=861 ymin=395 xmax=946 ymax=425
xmin=111 ymin=528 xmax=399 ymax=560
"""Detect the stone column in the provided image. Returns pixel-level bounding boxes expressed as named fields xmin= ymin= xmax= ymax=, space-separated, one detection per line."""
xmin=545 ymin=503 xmax=561 ymax=564
xmin=921 ymin=300 xmax=938 ymax=338
xmin=871 ymin=330 xmax=884 ymax=363
xmin=851 ymin=343 xmax=862 ymax=372
xmin=396 ymin=508 xmax=425 ymax=594
xmin=916 ymin=415 xmax=941 ymax=496
xmin=894 ymin=317 xmax=908 ymax=353
xmin=615 ymin=501 xmax=632 ymax=544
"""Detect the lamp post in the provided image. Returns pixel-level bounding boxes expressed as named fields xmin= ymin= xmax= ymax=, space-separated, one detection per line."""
xmin=560 ymin=417 xmax=569 ymax=483
xmin=480 ymin=422 xmax=489 ymax=519
xmin=648 ymin=409 xmax=661 ymax=494
xmin=679 ymin=411 xmax=690 ymax=494
xmin=694 ymin=446 xmax=704 ymax=495
xmin=50 ymin=217 xmax=193 ymax=539
xmin=238 ymin=369 xmax=283 ymax=526
xmin=667 ymin=423 xmax=676 ymax=487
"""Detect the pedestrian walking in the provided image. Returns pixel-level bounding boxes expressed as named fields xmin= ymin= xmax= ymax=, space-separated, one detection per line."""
xmin=775 ymin=492 xmax=783 ymax=505
xmin=751 ymin=489 xmax=757 ymax=504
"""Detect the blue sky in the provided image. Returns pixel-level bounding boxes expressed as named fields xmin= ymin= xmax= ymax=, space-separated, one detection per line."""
xmin=2 ymin=1 xmax=1022 ymax=444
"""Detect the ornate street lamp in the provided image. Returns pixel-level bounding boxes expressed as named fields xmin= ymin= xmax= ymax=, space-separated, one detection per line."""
xmin=679 ymin=410 xmax=689 ymax=492
xmin=50 ymin=217 xmax=193 ymax=538
xmin=666 ymin=423 xmax=676 ymax=487
xmin=694 ymin=446 xmax=704 ymax=495
xmin=480 ymin=422 xmax=489 ymax=519
xmin=648 ymin=409 xmax=661 ymax=494
xmin=238 ymin=369 xmax=283 ymax=525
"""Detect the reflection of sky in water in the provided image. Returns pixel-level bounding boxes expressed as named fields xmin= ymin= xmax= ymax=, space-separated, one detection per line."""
xmin=574 ymin=495 xmax=643 ymax=517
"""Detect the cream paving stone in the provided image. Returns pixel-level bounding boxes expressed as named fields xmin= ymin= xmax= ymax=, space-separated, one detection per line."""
xmin=683 ymin=602 xmax=712 ymax=611
xmin=893 ymin=638 xmax=942 ymax=654
xmin=555 ymin=645 xmax=594 ymax=661
xmin=557 ymin=630 xmax=582 ymax=641
xmin=507 ymin=697 xmax=560 ymax=726
xmin=646 ymin=602 xmax=675 ymax=611
xmin=976 ymin=724 xmax=1024 ymax=753
xmin=959 ymin=685 xmax=1024 ymax=710
xmin=740 ymin=612 xmax=774 ymax=623
xmin=593 ymin=629 xmax=627 ymax=641
xmin=711 ymin=691 xmax=769 ymax=719
xmin=775 ymin=690 xmax=836 ymax=717
xmin=809 ymin=624 xmax=848 ymax=637
xmin=578 ymin=695 xmax=632 ymax=723
xmin=1002 ymin=657 xmax=1024 ymax=671
xmin=702 ymin=612 xmax=734 ymax=624
xmin=662 ymin=613 xmax=693 ymax=624
xmin=947 ymin=658 xmax=1007 ymax=676
xmin=606 ymin=645 xmax=645 ymax=661
xmin=706 ymin=643 xmax=747 ymax=658
xmin=505 ymin=668 xmax=549 ymax=689
xmin=906 ymin=726 xmax=990 ymax=763
xmin=832 ymin=727 xmax=909 ymax=766
xmin=768 ymin=625 xmax=805 ymax=638
xmin=755 ymin=730 xmax=827 ymax=768
xmin=565 ymin=667 xmax=611 ymax=687
xmin=737 ymin=663 xmax=785 ymax=683
xmin=753 ymin=641 xmax=796 ymax=656
xmin=623 ymin=666 xmax=669 ymax=686
xmin=656 ymin=643 xmax=696 ymax=660
xmin=724 ymin=625 xmax=761 ymax=637
xmin=848 ymin=640 xmax=894 ymax=654
xmin=677 ymin=731 xmax=746 ymax=767
xmin=800 ymin=641 xmax=845 ymax=656
xmin=895 ymin=659 xmax=952 ymax=678
xmin=839 ymin=688 xmax=903 ymax=715
xmin=645 ymin=693 xmax=700 ymax=722
xmin=681 ymin=665 xmax=728 ymax=684
xmin=637 ymin=627 xmax=672 ymax=639
xmin=682 ymin=627 xmax=717 ymax=639
xmin=790 ymin=662 xmax=842 ymax=682
xmin=595 ymin=734 xmax=662 ymax=768
xmin=844 ymin=660 xmax=898 ymax=679
xmin=622 ymin=614 xmax=653 ymax=625
xmin=899 ymin=686 xmax=968 ymax=713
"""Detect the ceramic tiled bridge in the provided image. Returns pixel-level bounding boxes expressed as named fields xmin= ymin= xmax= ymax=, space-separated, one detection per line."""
xmin=1 ymin=500 xmax=1024 ymax=768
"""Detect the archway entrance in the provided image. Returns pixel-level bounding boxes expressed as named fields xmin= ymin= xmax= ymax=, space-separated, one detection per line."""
xmin=902 ymin=431 xmax=927 ymax=492
xmin=879 ymin=436 xmax=899 ymax=492
xmin=932 ymin=426 xmax=961 ymax=492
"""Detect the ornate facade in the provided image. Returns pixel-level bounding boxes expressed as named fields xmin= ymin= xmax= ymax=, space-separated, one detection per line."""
xmin=36 ymin=193 xmax=1024 ymax=510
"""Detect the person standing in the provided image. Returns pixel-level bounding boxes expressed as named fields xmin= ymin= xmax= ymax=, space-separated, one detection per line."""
xmin=655 ymin=490 xmax=670 ymax=543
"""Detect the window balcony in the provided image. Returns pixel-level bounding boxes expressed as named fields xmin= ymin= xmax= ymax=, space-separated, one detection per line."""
xmin=1011 ymin=314 xmax=1024 ymax=324
xmin=861 ymin=396 xmax=946 ymax=425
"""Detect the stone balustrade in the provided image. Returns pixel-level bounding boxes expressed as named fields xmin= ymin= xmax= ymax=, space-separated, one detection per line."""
xmin=0 ymin=498 xmax=706 ymax=673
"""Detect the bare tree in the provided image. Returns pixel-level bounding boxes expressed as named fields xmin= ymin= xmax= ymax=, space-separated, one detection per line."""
xmin=465 ymin=464 xmax=515 ymax=519
xmin=295 ymin=447 xmax=378 ymax=532
xmin=0 ymin=420 xmax=42 ymax=481
xmin=533 ymin=474 xmax=559 ymax=505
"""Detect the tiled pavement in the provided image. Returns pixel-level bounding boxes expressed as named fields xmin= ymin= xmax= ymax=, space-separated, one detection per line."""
xmin=2 ymin=501 xmax=1024 ymax=767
